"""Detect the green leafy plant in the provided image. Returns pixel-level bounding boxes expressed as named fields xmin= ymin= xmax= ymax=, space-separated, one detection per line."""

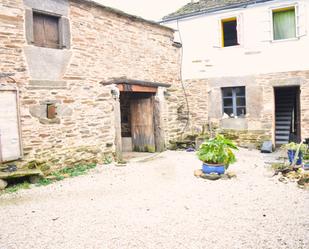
xmin=58 ymin=163 xmax=97 ymax=177
xmin=5 ymin=181 xmax=30 ymax=193
xmin=281 ymin=142 xmax=308 ymax=153
xmin=197 ymin=134 xmax=238 ymax=167
xmin=36 ymin=178 xmax=52 ymax=186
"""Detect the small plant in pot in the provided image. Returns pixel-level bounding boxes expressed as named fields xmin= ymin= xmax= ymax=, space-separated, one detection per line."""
xmin=197 ymin=134 xmax=238 ymax=175
xmin=281 ymin=142 xmax=308 ymax=166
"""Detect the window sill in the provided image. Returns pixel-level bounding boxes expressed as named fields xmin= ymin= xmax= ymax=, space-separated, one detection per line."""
xmin=270 ymin=37 xmax=299 ymax=43
xmin=216 ymin=44 xmax=242 ymax=50
xmin=27 ymin=80 xmax=67 ymax=90
xmin=222 ymin=116 xmax=246 ymax=118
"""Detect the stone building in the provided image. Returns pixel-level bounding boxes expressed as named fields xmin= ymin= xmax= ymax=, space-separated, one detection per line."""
xmin=0 ymin=0 xmax=185 ymax=170
xmin=162 ymin=0 xmax=309 ymax=147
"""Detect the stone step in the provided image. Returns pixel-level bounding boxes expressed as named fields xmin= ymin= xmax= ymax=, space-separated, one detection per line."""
xmin=276 ymin=116 xmax=292 ymax=121
xmin=275 ymin=111 xmax=292 ymax=116
xmin=276 ymin=135 xmax=289 ymax=141
xmin=0 ymin=168 xmax=43 ymax=180
xmin=276 ymin=140 xmax=289 ymax=145
xmin=276 ymin=130 xmax=290 ymax=135
xmin=276 ymin=120 xmax=291 ymax=126
xmin=275 ymin=125 xmax=290 ymax=130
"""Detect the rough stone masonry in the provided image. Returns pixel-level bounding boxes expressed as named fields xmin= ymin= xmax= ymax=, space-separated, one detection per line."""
xmin=0 ymin=0 xmax=187 ymax=172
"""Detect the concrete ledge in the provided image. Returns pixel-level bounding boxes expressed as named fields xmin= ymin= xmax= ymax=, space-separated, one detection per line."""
xmin=27 ymin=80 xmax=67 ymax=90
xmin=221 ymin=118 xmax=248 ymax=130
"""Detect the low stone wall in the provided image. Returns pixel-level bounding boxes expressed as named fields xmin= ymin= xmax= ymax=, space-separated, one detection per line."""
xmin=218 ymin=129 xmax=271 ymax=149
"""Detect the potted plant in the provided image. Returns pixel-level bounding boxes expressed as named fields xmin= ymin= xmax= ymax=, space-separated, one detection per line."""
xmin=197 ymin=134 xmax=238 ymax=175
xmin=303 ymin=152 xmax=309 ymax=170
xmin=281 ymin=142 xmax=308 ymax=166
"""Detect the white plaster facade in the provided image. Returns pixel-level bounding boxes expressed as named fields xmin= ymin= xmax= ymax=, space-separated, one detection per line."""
xmin=162 ymin=0 xmax=309 ymax=79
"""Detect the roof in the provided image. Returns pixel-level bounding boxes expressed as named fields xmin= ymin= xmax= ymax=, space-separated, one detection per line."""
xmin=101 ymin=78 xmax=171 ymax=88
xmin=162 ymin=0 xmax=274 ymax=21
xmin=80 ymin=0 xmax=174 ymax=32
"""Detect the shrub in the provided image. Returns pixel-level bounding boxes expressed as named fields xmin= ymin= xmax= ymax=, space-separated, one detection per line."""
xmin=197 ymin=134 xmax=238 ymax=167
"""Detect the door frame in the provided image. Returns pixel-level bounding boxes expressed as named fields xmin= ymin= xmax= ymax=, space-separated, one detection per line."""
xmin=116 ymin=83 xmax=165 ymax=155
xmin=273 ymin=85 xmax=301 ymax=146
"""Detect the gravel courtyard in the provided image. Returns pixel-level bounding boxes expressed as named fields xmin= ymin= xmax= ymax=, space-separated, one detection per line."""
xmin=0 ymin=149 xmax=308 ymax=249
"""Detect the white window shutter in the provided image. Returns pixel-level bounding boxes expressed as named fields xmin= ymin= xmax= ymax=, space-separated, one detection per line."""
xmin=237 ymin=13 xmax=244 ymax=46
xmin=261 ymin=9 xmax=272 ymax=42
xmin=296 ymin=3 xmax=307 ymax=38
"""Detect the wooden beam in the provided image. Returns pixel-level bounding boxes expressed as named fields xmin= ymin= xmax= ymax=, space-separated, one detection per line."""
xmin=117 ymin=84 xmax=157 ymax=93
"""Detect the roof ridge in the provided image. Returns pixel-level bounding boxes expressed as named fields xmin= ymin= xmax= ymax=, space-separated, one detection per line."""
xmin=162 ymin=0 xmax=274 ymax=21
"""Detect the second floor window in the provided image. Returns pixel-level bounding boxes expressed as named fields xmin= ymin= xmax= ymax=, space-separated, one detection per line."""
xmin=222 ymin=87 xmax=246 ymax=118
xmin=273 ymin=7 xmax=296 ymax=40
xmin=221 ymin=17 xmax=238 ymax=47
xmin=33 ymin=12 xmax=60 ymax=49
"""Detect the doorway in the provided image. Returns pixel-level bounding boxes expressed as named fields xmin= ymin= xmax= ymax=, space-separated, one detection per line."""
xmin=120 ymin=92 xmax=156 ymax=153
xmin=274 ymin=86 xmax=301 ymax=146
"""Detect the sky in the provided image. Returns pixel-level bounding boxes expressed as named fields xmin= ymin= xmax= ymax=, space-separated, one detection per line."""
xmin=95 ymin=0 xmax=190 ymax=21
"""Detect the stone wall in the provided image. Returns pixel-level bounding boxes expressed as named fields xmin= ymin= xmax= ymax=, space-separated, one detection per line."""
xmin=174 ymin=70 xmax=309 ymax=147
xmin=0 ymin=0 xmax=181 ymax=171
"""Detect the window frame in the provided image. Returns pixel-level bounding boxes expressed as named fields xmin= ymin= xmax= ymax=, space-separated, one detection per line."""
xmin=221 ymin=17 xmax=239 ymax=47
xmin=270 ymin=5 xmax=298 ymax=42
xmin=222 ymin=87 xmax=246 ymax=118
xmin=32 ymin=10 xmax=62 ymax=49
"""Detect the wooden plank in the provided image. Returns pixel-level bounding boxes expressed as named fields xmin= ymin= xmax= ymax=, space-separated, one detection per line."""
xmin=33 ymin=12 xmax=59 ymax=49
xmin=33 ymin=12 xmax=45 ymax=47
xmin=43 ymin=14 xmax=60 ymax=49
xmin=117 ymin=84 xmax=157 ymax=93
xmin=0 ymin=90 xmax=21 ymax=162
xmin=130 ymin=97 xmax=155 ymax=152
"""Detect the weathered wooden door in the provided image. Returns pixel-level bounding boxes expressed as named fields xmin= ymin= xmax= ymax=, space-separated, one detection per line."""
xmin=130 ymin=97 xmax=155 ymax=152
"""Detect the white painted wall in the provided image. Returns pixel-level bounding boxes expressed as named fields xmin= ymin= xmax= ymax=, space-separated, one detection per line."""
xmin=162 ymin=0 xmax=309 ymax=79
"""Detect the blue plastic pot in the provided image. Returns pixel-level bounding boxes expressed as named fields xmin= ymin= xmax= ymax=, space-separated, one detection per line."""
xmin=202 ymin=163 xmax=225 ymax=175
xmin=287 ymin=150 xmax=303 ymax=165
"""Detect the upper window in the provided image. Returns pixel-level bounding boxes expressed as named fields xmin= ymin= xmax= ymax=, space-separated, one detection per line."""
xmin=221 ymin=18 xmax=239 ymax=47
xmin=33 ymin=12 xmax=60 ymax=49
xmin=222 ymin=87 xmax=246 ymax=118
xmin=272 ymin=7 xmax=296 ymax=40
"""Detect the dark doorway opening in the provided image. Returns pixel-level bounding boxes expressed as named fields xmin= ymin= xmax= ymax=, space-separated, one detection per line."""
xmin=120 ymin=92 xmax=156 ymax=153
xmin=274 ymin=86 xmax=301 ymax=146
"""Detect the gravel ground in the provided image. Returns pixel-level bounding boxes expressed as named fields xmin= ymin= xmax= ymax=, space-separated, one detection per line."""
xmin=0 ymin=149 xmax=308 ymax=249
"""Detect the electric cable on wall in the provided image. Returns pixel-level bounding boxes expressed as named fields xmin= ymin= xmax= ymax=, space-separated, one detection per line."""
xmin=177 ymin=19 xmax=190 ymax=136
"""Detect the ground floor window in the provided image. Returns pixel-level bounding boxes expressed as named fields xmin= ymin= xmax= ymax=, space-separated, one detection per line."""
xmin=222 ymin=87 xmax=246 ymax=117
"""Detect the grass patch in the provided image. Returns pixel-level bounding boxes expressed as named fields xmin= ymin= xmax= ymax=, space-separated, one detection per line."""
xmin=36 ymin=178 xmax=53 ymax=186
xmin=271 ymin=163 xmax=288 ymax=171
xmin=2 ymin=163 xmax=99 ymax=195
xmin=5 ymin=181 xmax=31 ymax=194
xmin=57 ymin=163 xmax=97 ymax=177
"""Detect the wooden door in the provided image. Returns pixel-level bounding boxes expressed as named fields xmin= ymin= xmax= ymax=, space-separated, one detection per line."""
xmin=130 ymin=97 xmax=155 ymax=152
